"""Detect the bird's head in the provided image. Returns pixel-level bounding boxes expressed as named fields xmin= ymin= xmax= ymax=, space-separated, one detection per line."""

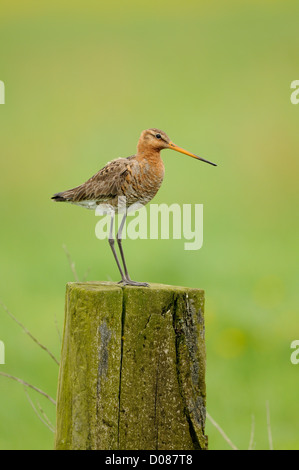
xmin=137 ymin=128 xmax=217 ymax=166
xmin=138 ymin=128 xmax=171 ymax=152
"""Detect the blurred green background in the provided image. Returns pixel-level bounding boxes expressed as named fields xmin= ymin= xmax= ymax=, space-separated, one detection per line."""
xmin=0 ymin=0 xmax=298 ymax=450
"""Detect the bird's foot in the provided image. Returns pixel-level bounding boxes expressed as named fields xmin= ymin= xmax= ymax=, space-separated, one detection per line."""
xmin=118 ymin=277 xmax=149 ymax=287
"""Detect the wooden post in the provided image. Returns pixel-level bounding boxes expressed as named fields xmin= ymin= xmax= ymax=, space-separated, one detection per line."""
xmin=55 ymin=282 xmax=207 ymax=450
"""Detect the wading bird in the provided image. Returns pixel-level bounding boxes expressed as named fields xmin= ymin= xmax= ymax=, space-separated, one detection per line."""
xmin=52 ymin=129 xmax=216 ymax=286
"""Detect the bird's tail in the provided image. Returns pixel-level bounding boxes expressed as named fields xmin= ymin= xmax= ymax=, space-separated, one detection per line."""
xmin=51 ymin=192 xmax=67 ymax=202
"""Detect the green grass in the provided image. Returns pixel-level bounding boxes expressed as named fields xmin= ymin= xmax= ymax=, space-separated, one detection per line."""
xmin=0 ymin=0 xmax=299 ymax=450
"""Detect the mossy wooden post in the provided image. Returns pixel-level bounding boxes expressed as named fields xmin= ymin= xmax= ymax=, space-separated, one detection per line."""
xmin=55 ymin=282 xmax=207 ymax=450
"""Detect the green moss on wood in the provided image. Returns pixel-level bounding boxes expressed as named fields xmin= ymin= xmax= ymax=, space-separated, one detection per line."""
xmin=55 ymin=282 xmax=123 ymax=450
xmin=55 ymin=282 xmax=207 ymax=450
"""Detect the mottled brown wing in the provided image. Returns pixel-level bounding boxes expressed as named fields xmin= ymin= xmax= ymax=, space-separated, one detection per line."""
xmin=52 ymin=157 xmax=132 ymax=203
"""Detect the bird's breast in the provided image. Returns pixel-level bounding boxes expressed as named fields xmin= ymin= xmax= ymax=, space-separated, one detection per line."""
xmin=122 ymin=157 xmax=165 ymax=206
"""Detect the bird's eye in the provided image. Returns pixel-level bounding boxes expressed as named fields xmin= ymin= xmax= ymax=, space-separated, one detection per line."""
xmin=156 ymin=133 xmax=161 ymax=139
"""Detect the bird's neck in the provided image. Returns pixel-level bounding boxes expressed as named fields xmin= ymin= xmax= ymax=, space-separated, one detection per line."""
xmin=136 ymin=148 xmax=162 ymax=163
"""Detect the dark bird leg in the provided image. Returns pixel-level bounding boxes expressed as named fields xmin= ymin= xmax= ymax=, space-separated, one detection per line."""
xmin=108 ymin=212 xmax=127 ymax=283
xmin=116 ymin=213 xmax=149 ymax=287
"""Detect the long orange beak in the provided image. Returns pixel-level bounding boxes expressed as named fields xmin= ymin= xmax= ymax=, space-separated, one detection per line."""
xmin=168 ymin=142 xmax=217 ymax=166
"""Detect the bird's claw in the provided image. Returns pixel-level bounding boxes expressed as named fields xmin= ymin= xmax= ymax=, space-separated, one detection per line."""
xmin=118 ymin=278 xmax=149 ymax=287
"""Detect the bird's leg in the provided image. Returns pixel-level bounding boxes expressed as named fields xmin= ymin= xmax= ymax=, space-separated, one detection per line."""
xmin=116 ymin=213 xmax=149 ymax=287
xmin=108 ymin=213 xmax=127 ymax=283
xmin=116 ymin=213 xmax=130 ymax=278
